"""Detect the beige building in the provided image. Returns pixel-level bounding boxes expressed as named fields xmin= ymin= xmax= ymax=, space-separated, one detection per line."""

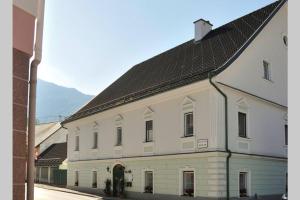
xmin=63 ymin=1 xmax=287 ymax=200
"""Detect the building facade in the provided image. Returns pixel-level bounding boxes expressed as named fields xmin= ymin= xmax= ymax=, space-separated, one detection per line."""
xmin=63 ymin=1 xmax=287 ymax=199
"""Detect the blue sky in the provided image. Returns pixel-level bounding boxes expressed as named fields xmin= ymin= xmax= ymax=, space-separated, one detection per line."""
xmin=38 ymin=0 xmax=275 ymax=95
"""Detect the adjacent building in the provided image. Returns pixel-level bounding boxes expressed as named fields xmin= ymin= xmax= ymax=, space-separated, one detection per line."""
xmin=62 ymin=1 xmax=287 ymax=199
xmin=34 ymin=122 xmax=68 ymax=185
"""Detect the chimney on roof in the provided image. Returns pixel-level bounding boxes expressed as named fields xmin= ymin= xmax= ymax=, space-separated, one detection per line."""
xmin=194 ymin=19 xmax=213 ymax=42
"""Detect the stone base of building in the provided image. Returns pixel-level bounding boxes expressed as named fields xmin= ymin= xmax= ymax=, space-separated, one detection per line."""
xmin=67 ymin=186 xmax=283 ymax=200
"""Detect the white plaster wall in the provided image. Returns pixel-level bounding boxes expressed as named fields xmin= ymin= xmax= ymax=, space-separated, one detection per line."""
xmin=213 ymin=85 xmax=287 ymax=157
xmin=66 ymin=80 xmax=216 ymax=161
xmin=216 ymin=2 xmax=287 ymax=106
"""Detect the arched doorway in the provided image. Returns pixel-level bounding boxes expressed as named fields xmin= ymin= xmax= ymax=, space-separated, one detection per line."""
xmin=113 ymin=164 xmax=125 ymax=197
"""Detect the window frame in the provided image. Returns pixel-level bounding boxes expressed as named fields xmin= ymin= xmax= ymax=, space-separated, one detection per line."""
xmin=144 ymin=171 xmax=153 ymax=194
xmin=75 ymin=135 xmax=79 ymax=151
xmin=285 ymin=124 xmax=288 ymax=145
xmin=184 ymin=112 xmax=194 ymax=137
xmin=263 ymin=60 xmax=271 ymax=81
xmin=91 ymin=171 xmax=97 ymax=188
xmin=239 ymin=171 xmax=249 ymax=197
xmin=238 ymin=112 xmax=247 ymax=138
xmin=145 ymin=120 xmax=153 ymax=142
xmin=75 ymin=171 xmax=79 ymax=186
xmin=92 ymin=132 xmax=98 ymax=149
xmin=182 ymin=171 xmax=194 ymax=197
xmin=116 ymin=127 xmax=122 ymax=146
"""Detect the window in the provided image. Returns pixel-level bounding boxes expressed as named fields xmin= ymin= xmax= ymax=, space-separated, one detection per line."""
xmin=145 ymin=120 xmax=153 ymax=142
xmin=184 ymin=112 xmax=194 ymax=137
xmin=75 ymin=136 xmax=79 ymax=151
xmin=144 ymin=171 xmax=153 ymax=193
xmin=92 ymin=171 xmax=97 ymax=188
xmin=238 ymin=112 xmax=247 ymax=138
xmin=283 ymin=35 xmax=288 ymax=47
xmin=239 ymin=172 xmax=248 ymax=197
xmin=263 ymin=60 xmax=271 ymax=81
xmin=183 ymin=171 xmax=194 ymax=197
xmin=92 ymin=132 xmax=98 ymax=149
xmin=285 ymin=124 xmax=288 ymax=145
xmin=75 ymin=171 xmax=79 ymax=186
xmin=116 ymin=127 xmax=122 ymax=146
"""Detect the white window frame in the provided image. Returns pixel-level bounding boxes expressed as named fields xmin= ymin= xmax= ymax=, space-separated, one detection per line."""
xmin=116 ymin=127 xmax=122 ymax=146
xmin=238 ymin=170 xmax=251 ymax=198
xmin=141 ymin=169 xmax=154 ymax=194
xmin=184 ymin=112 xmax=194 ymax=137
xmin=145 ymin=120 xmax=154 ymax=142
xmin=179 ymin=167 xmax=195 ymax=197
xmin=181 ymin=97 xmax=195 ymax=138
xmin=236 ymin=100 xmax=250 ymax=139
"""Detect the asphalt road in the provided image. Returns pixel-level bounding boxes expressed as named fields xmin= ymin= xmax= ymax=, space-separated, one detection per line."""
xmin=34 ymin=187 xmax=102 ymax=200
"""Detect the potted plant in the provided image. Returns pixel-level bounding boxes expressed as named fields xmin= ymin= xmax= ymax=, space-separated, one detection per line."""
xmin=92 ymin=182 xmax=97 ymax=188
xmin=184 ymin=188 xmax=194 ymax=197
xmin=104 ymin=179 xmax=111 ymax=196
xmin=144 ymin=186 xmax=153 ymax=193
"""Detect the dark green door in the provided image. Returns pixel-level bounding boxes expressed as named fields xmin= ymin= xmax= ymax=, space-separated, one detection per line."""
xmin=113 ymin=164 xmax=124 ymax=197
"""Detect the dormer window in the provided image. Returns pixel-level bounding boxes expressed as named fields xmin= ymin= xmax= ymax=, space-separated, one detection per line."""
xmin=263 ymin=60 xmax=271 ymax=81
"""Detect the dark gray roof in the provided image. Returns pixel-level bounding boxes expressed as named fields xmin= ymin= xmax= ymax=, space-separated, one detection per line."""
xmin=63 ymin=0 xmax=285 ymax=124
xmin=35 ymin=143 xmax=67 ymax=166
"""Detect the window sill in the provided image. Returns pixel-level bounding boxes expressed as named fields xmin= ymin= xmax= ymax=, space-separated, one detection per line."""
xmin=238 ymin=137 xmax=252 ymax=141
xmin=143 ymin=141 xmax=154 ymax=144
xmin=181 ymin=135 xmax=194 ymax=138
xmin=262 ymin=77 xmax=274 ymax=83
xmin=74 ymin=150 xmax=79 ymax=154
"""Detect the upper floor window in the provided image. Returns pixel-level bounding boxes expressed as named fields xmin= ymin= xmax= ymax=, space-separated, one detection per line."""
xmin=238 ymin=112 xmax=247 ymax=138
xmin=116 ymin=127 xmax=122 ymax=146
xmin=285 ymin=124 xmax=288 ymax=145
xmin=92 ymin=132 xmax=98 ymax=149
xmin=145 ymin=120 xmax=153 ymax=142
xmin=184 ymin=112 xmax=194 ymax=137
xmin=75 ymin=136 xmax=79 ymax=151
xmin=263 ymin=60 xmax=271 ymax=81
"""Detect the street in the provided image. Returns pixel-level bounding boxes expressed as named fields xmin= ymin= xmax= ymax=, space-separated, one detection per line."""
xmin=34 ymin=187 xmax=102 ymax=200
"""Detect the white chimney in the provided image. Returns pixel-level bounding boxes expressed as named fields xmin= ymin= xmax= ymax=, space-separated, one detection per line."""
xmin=194 ymin=19 xmax=213 ymax=42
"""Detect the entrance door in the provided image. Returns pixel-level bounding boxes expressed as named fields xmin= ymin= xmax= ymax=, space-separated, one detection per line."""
xmin=113 ymin=164 xmax=125 ymax=197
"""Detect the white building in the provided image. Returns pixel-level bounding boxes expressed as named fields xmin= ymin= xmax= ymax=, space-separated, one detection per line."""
xmin=62 ymin=1 xmax=287 ymax=199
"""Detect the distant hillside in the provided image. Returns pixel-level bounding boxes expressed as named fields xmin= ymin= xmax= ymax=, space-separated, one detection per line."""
xmin=36 ymin=79 xmax=94 ymax=123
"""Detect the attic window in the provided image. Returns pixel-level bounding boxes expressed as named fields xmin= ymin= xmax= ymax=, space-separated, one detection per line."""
xmin=263 ymin=60 xmax=271 ymax=81
xmin=283 ymin=35 xmax=288 ymax=47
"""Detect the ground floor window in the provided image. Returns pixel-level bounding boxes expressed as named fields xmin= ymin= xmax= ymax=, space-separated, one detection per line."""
xmin=75 ymin=171 xmax=79 ymax=186
xmin=40 ymin=167 xmax=49 ymax=183
xmin=144 ymin=171 xmax=153 ymax=193
xmin=92 ymin=171 xmax=97 ymax=188
xmin=183 ymin=171 xmax=194 ymax=197
xmin=239 ymin=172 xmax=248 ymax=197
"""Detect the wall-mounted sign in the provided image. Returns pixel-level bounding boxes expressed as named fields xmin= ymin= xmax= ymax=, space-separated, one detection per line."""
xmin=197 ymin=139 xmax=208 ymax=149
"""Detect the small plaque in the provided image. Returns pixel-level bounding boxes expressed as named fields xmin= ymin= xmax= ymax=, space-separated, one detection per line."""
xmin=197 ymin=139 xmax=208 ymax=149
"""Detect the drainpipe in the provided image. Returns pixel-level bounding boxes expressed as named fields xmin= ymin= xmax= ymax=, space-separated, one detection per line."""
xmin=208 ymin=71 xmax=232 ymax=200
xmin=27 ymin=0 xmax=45 ymax=200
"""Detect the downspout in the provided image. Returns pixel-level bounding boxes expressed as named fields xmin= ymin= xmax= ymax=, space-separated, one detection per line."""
xmin=27 ymin=1 xmax=45 ymax=200
xmin=208 ymin=71 xmax=232 ymax=200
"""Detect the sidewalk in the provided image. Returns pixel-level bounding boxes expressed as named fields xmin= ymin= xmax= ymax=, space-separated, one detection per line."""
xmin=34 ymin=184 xmax=132 ymax=200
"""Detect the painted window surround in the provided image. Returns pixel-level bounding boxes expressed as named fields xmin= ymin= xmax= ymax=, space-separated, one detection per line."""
xmin=178 ymin=167 xmax=195 ymax=197
xmin=141 ymin=168 xmax=155 ymax=194
xmin=238 ymin=169 xmax=251 ymax=198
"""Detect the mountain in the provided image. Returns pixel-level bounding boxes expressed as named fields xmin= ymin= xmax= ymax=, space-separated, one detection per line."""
xmin=36 ymin=79 xmax=94 ymax=123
